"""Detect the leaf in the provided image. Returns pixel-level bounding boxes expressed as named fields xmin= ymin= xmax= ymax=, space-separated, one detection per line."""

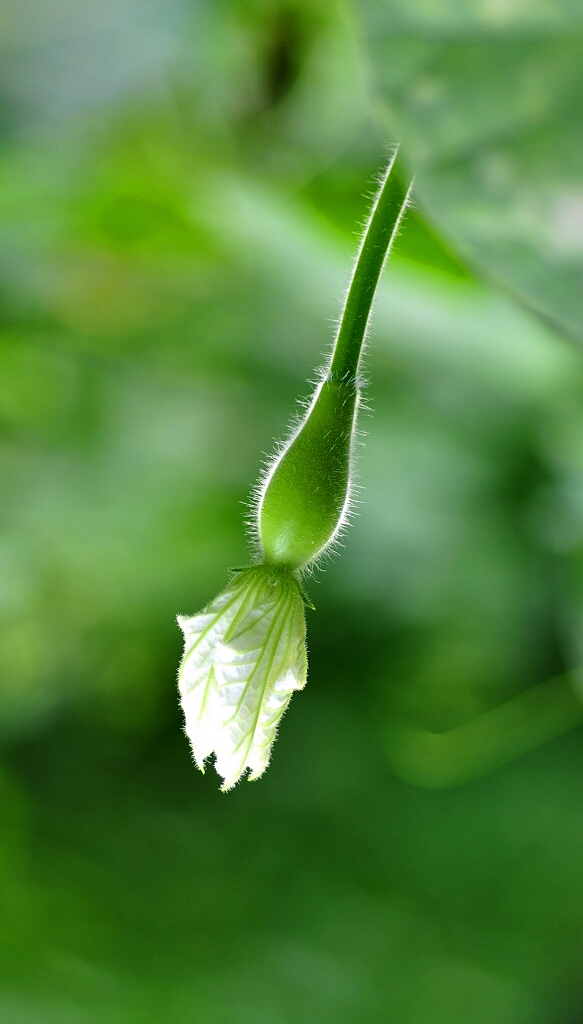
xmin=356 ymin=0 xmax=583 ymax=342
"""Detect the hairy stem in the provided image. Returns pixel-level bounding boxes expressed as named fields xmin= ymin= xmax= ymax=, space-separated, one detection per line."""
xmin=330 ymin=149 xmax=413 ymax=382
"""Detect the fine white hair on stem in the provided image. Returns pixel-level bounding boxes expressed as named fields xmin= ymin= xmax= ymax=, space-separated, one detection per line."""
xmin=247 ymin=150 xmax=413 ymax=571
xmin=331 ymin=149 xmax=413 ymax=367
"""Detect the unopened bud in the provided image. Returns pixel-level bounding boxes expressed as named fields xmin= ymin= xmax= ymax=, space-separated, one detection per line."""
xmin=258 ymin=374 xmax=358 ymax=569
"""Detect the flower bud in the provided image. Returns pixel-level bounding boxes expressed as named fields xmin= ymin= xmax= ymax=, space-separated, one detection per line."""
xmin=175 ymin=154 xmax=412 ymax=790
xmin=258 ymin=375 xmax=358 ymax=569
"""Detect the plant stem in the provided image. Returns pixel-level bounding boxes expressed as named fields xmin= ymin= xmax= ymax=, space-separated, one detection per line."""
xmin=330 ymin=150 xmax=413 ymax=382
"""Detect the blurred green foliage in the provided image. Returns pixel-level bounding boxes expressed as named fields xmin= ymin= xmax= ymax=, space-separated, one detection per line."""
xmin=2 ymin=1 xmax=583 ymax=1021
xmin=358 ymin=0 xmax=583 ymax=342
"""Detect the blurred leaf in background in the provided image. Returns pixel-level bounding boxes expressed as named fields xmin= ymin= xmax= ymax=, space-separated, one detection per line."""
xmin=2 ymin=1 xmax=583 ymax=1022
xmin=357 ymin=0 xmax=583 ymax=343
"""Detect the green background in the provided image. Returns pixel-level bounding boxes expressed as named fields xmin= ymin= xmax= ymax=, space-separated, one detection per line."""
xmin=1 ymin=1 xmax=583 ymax=1020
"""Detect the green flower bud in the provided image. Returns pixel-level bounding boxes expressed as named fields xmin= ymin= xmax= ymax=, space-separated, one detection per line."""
xmin=258 ymin=374 xmax=358 ymax=569
xmin=176 ymin=151 xmax=413 ymax=789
